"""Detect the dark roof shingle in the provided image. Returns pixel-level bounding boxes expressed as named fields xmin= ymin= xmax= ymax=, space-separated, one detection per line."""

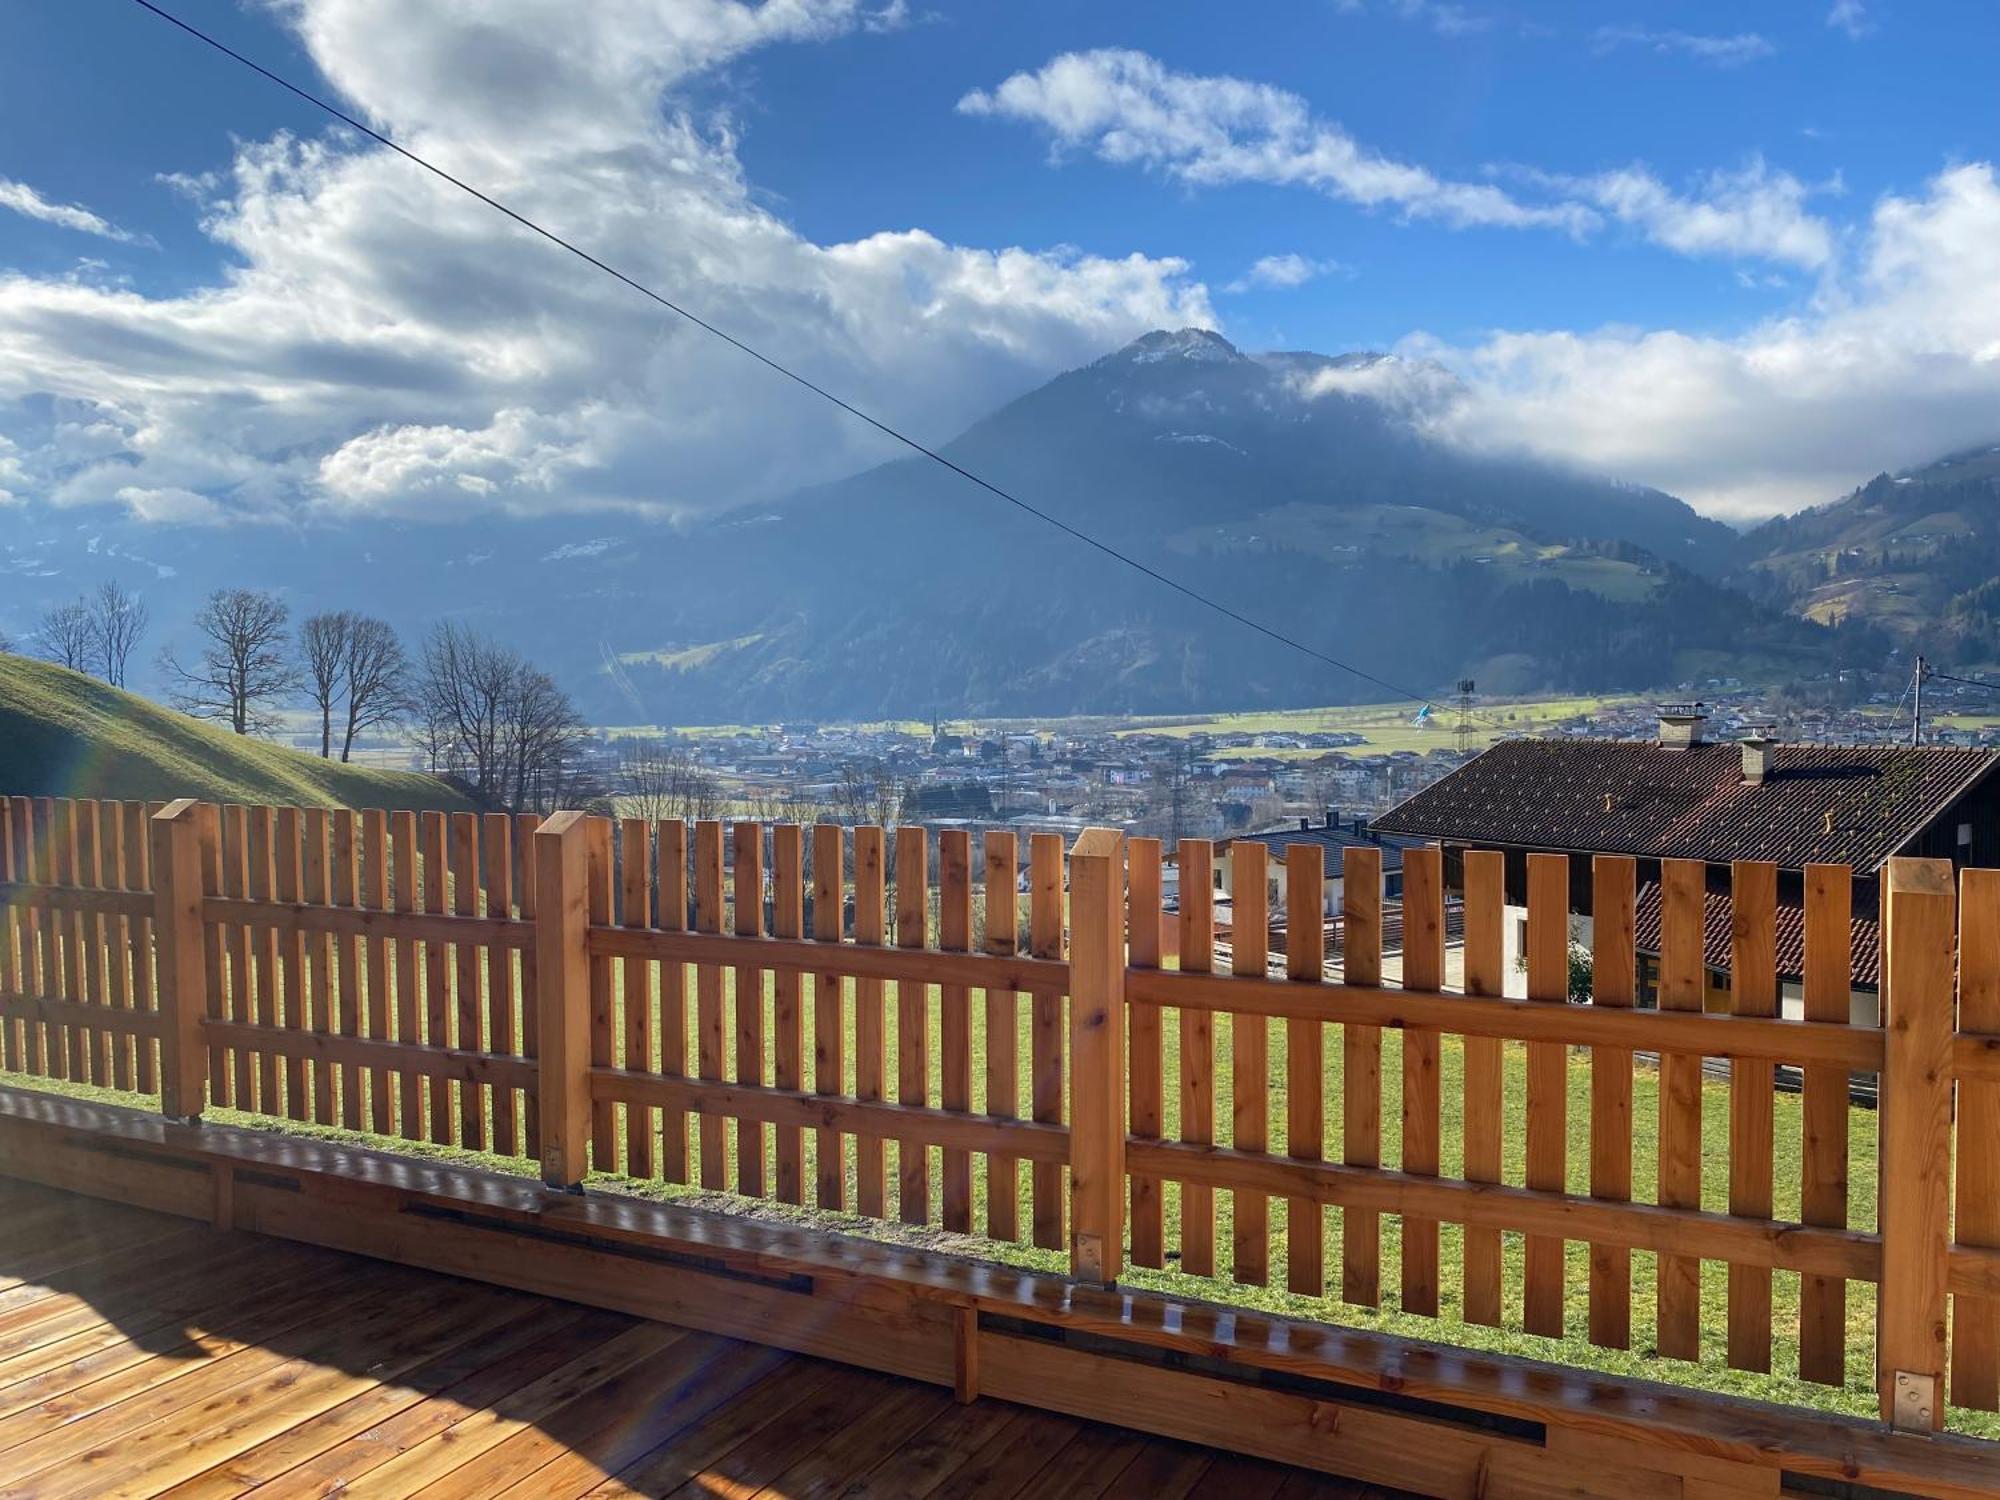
xmin=1632 ymin=881 xmax=1880 ymax=990
xmin=1371 ymin=739 xmax=1998 ymax=872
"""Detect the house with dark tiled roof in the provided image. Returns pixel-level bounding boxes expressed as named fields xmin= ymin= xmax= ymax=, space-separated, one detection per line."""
xmin=1372 ymin=707 xmax=2000 ymax=1015
xmin=1214 ymin=810 xmax=1430 ymax=917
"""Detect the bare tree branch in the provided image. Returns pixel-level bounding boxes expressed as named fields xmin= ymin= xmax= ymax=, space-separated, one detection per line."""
xmin=36 ymin=599 xmax=96 ymax=674
xmin=159 ymin=588 xmax=299 ymax=735
xmin=89 ymin=581 xmax=148 ymax=688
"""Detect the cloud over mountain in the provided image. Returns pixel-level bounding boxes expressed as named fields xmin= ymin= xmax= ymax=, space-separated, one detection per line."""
xmin=0 ymin=1 xmax=1210 ymax=525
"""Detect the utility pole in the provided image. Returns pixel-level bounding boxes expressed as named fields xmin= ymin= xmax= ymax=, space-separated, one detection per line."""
xmin=1912 ymin=654 xmax=1926 ymax=747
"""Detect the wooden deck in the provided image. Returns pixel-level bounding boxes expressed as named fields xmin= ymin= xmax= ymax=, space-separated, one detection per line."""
xmin=0 ymin=1179 xmax=1407 ymax=1499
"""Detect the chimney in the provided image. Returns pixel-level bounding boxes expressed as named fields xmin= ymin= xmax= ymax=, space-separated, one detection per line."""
xmin=1325 ymin=805 xmax=1338 ymax=829
xmin=1657 ymin=703 xmax=1707 ymax=750
xmin=1740 ymin=733 xmax=1773 ymax=786
xmin=1298 ymin=816 xmax=1311 ymax=832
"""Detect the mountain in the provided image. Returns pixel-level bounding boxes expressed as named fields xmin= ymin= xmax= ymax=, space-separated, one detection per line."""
xmin=4 ymin=329 xmax=1841 ymax=724
xmin=0 ymin=654 xmax=470 ymax=809
xmin=1743 ymin=445 xmax=2000 ymax=662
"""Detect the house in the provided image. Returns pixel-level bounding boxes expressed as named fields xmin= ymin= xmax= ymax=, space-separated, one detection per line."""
xmin=1371 ymin=706 xmax=2000 ymax=1013
xmin=1211 ymin=810 xmax=1425 ymax=916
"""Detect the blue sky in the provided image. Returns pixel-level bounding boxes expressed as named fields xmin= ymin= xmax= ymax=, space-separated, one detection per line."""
xmin=0 ymin=0 xmax=1996 ymax=525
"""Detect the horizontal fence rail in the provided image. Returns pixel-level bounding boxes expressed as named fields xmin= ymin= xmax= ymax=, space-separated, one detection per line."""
xmin=4 ymin=794 xmax=2000 ymax=1436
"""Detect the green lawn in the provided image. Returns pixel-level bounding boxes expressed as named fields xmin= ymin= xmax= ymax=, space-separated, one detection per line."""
xmin=8 ymin=936 xmax=1994 ymax=1440
xmin=0 ymin=653 xmax=469 ymax=811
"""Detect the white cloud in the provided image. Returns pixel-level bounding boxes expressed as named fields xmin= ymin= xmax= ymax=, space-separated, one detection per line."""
xmin=1827 ymin=1 xmax=1875 ymax=40
xmin=0 ymin=179 xmax=149 ymax=245
xmin=1592 ymin=28 xmax=1775 ymax=68
xmin=1554 ymin=159 xmax=1836 ymax=270
xmin=1357 ymin=165 xmax=2000 ymax=519
xmin=960 ymin=50 xmax=1834 ymax=268
xmin=958 ymin=49 xmax=1592 ymax=233
xmin=0 ymin=1 xmax=1209 ymax=524
xmin=1224 ymin=253 xmax=1347 ymax=293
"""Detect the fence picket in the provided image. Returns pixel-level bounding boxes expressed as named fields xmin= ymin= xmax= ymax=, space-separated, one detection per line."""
xmin=304 ymin=807 xmax=335 ymax=1124
xmin=1656 ymin=855 xmax=1706 ymax=1360
xmin=332 ymin=811 xmax=362 ymax=1131
xmin=812 ymin=822 xmax=844 ymax=1210
xmin=453 ymin=812 xmax=483 ymax=1150
xmin=134 ymin=801 xmax=164 ymax=1095
xmin=1127 ymin=836 xmax=1164 ymax=1270
xmin=1400 ymin=844 xmax=1444 ymax=1318
xmin=983 ymin=830 xmax=1019 ymax=1241
xmin=621 ymin=818 xmax=655 ymax=1179
xmin=1232 ymin=842 xmax=1269 ymax=1288
xmin=53 ymin=799 xmax=80 ymax=1082
xmin=100 ymin=803 xmax=132 ymax=1091
xmin=0 ymin=800 xmax=20 ymax=1073
xmin=1727 ymin=860 xmax=1778 ymax=1373
xmin=854 ymin=825 xmax=888 ymax=1217
xmin=1030 ymin=831 xmax=1066 ymax=1253
xmin=694 ymin=819 xmax=727 ymax=1190
xmin=1588 ymin=855 xmax=1636 ymax=1351
xmin=1955 ymin=866 xmax=2000 ymax=1411
xmin=896 ymin=825 xmax=928 ymax=1225
xmin=773 ymin=823 xmax=806 ymax=1205
xmin=421 ymin=811 xmax=453 ymax=1143
xmin=585 ymin=816 xmax=614 ymax=1168
xmin=938 ymin=828 xmax=972 ymax=1233
xmin=1460 ymin=847 xmax=1506 ymax=1328
xmin=516 ymin=812 xmax=542 ymax=1161
xmin=657 ymin=819 xmax=689 ymax=1184
xmin=1178 ymin=839 xmax=1216 ymax=1278
xmin=1798 ymin=863 xmax=1852 ymax=1387
xmin=734 ymin=820 xmax=766 ymax=1197
xmin=1342 ymin=843 xmax=1382 ymax=1308
xmin=483 ymin=813 xmax=517 ymax=1155
xmin=392 ymin=810 xmax=421 ymax=1141
xmin=1523 ymin=850 xmax=1568 ymax=1338
xmin=225 ymin=805 xmax=255 ymax=1111
xmin=1282 ymin=842 xmax=1324 ymax=1298
xmin=361 ymin=810 xmax=392 ymax=1135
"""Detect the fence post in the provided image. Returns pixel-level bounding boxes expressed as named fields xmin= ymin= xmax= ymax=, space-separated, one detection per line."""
xmin=149 ymin=799 xmax=209 ymax=1122
xmin=1876 ymin=855 xmax=1956 ymax=1430
xmin=535 ymin=811 xmax=592 ymax=1191
xmin=1067 ymin=827 xmax=1125 ymax=1285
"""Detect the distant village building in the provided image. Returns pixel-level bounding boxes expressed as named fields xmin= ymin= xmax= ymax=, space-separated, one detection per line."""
xmin=1373 ymin=706 xmax=2000 ymax=1015
xmin=1213 ymin=810 xmax=1425 ymax=915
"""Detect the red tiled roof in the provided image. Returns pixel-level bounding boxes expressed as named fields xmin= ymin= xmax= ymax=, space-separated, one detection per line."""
xmin=1372 ymin=738 xmax=1998 ymax=872
xmin=1631 ymin=881 xmax=1880 ymax=990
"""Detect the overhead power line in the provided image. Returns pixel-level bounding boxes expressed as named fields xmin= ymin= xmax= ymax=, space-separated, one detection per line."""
xmin=126 ymin=0 xmax=1514 ymax=730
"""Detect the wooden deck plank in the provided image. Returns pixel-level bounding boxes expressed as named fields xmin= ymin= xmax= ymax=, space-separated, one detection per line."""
xmin=17 ymin=1289 xmax=531 ymax=1500
xmin=584 ymin=1355 xmax=842 ymax=1498
xmin=153 ymin=1305 xmax=603 ymax=1499
xmin=409 ymin=1331 xmax=766 ymax=1499
xmin=0 ymin=1259 xmax=397 ymax=1451
xmin=325 ymin=1322 xmax=689 ymax=1498
xmin=826 ymin=1393 xmax=1026 ymax=1499
xmin=0 ymin=1178 xmax=1441 ymax=1500
xmin=246 ymin=1309 xmax=638 ymax=1499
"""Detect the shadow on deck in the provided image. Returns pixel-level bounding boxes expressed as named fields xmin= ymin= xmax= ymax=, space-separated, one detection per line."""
xmin=0 ymin=1178 xmax=1411 ymax=1498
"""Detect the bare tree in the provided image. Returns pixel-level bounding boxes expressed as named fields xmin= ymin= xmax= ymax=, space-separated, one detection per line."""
xmin=300 ymin=611 xmax=354 ymax=758
xmin=160 ymin=588 xmax=299 ymax=734
xmin=340 ymin=616 xmax=410 ymax=762
xmin=89 ymin=581 xmax=148 ymax=687
xmin=36 ymin=599 xmax=96 ymax=674
xmin=420 ymin=622 xmax=585 ymax=812
xmin=830 ymin=758 xmax=904 ymax=827
xmin=620 ymin=737 xmax=724 ymax=822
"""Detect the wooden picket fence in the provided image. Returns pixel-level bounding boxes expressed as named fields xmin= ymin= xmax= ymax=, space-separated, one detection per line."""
xmin=3 ymin=795 xmax=2000 ymax=1436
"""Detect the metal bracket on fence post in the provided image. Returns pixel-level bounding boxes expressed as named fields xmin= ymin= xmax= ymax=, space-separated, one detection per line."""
xmin=1890 ymin=1370 xmax=1938 ymax=1435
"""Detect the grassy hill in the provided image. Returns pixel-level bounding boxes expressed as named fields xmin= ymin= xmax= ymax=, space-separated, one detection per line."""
xmin=0 ymin=653 xmax=472 ymax=812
